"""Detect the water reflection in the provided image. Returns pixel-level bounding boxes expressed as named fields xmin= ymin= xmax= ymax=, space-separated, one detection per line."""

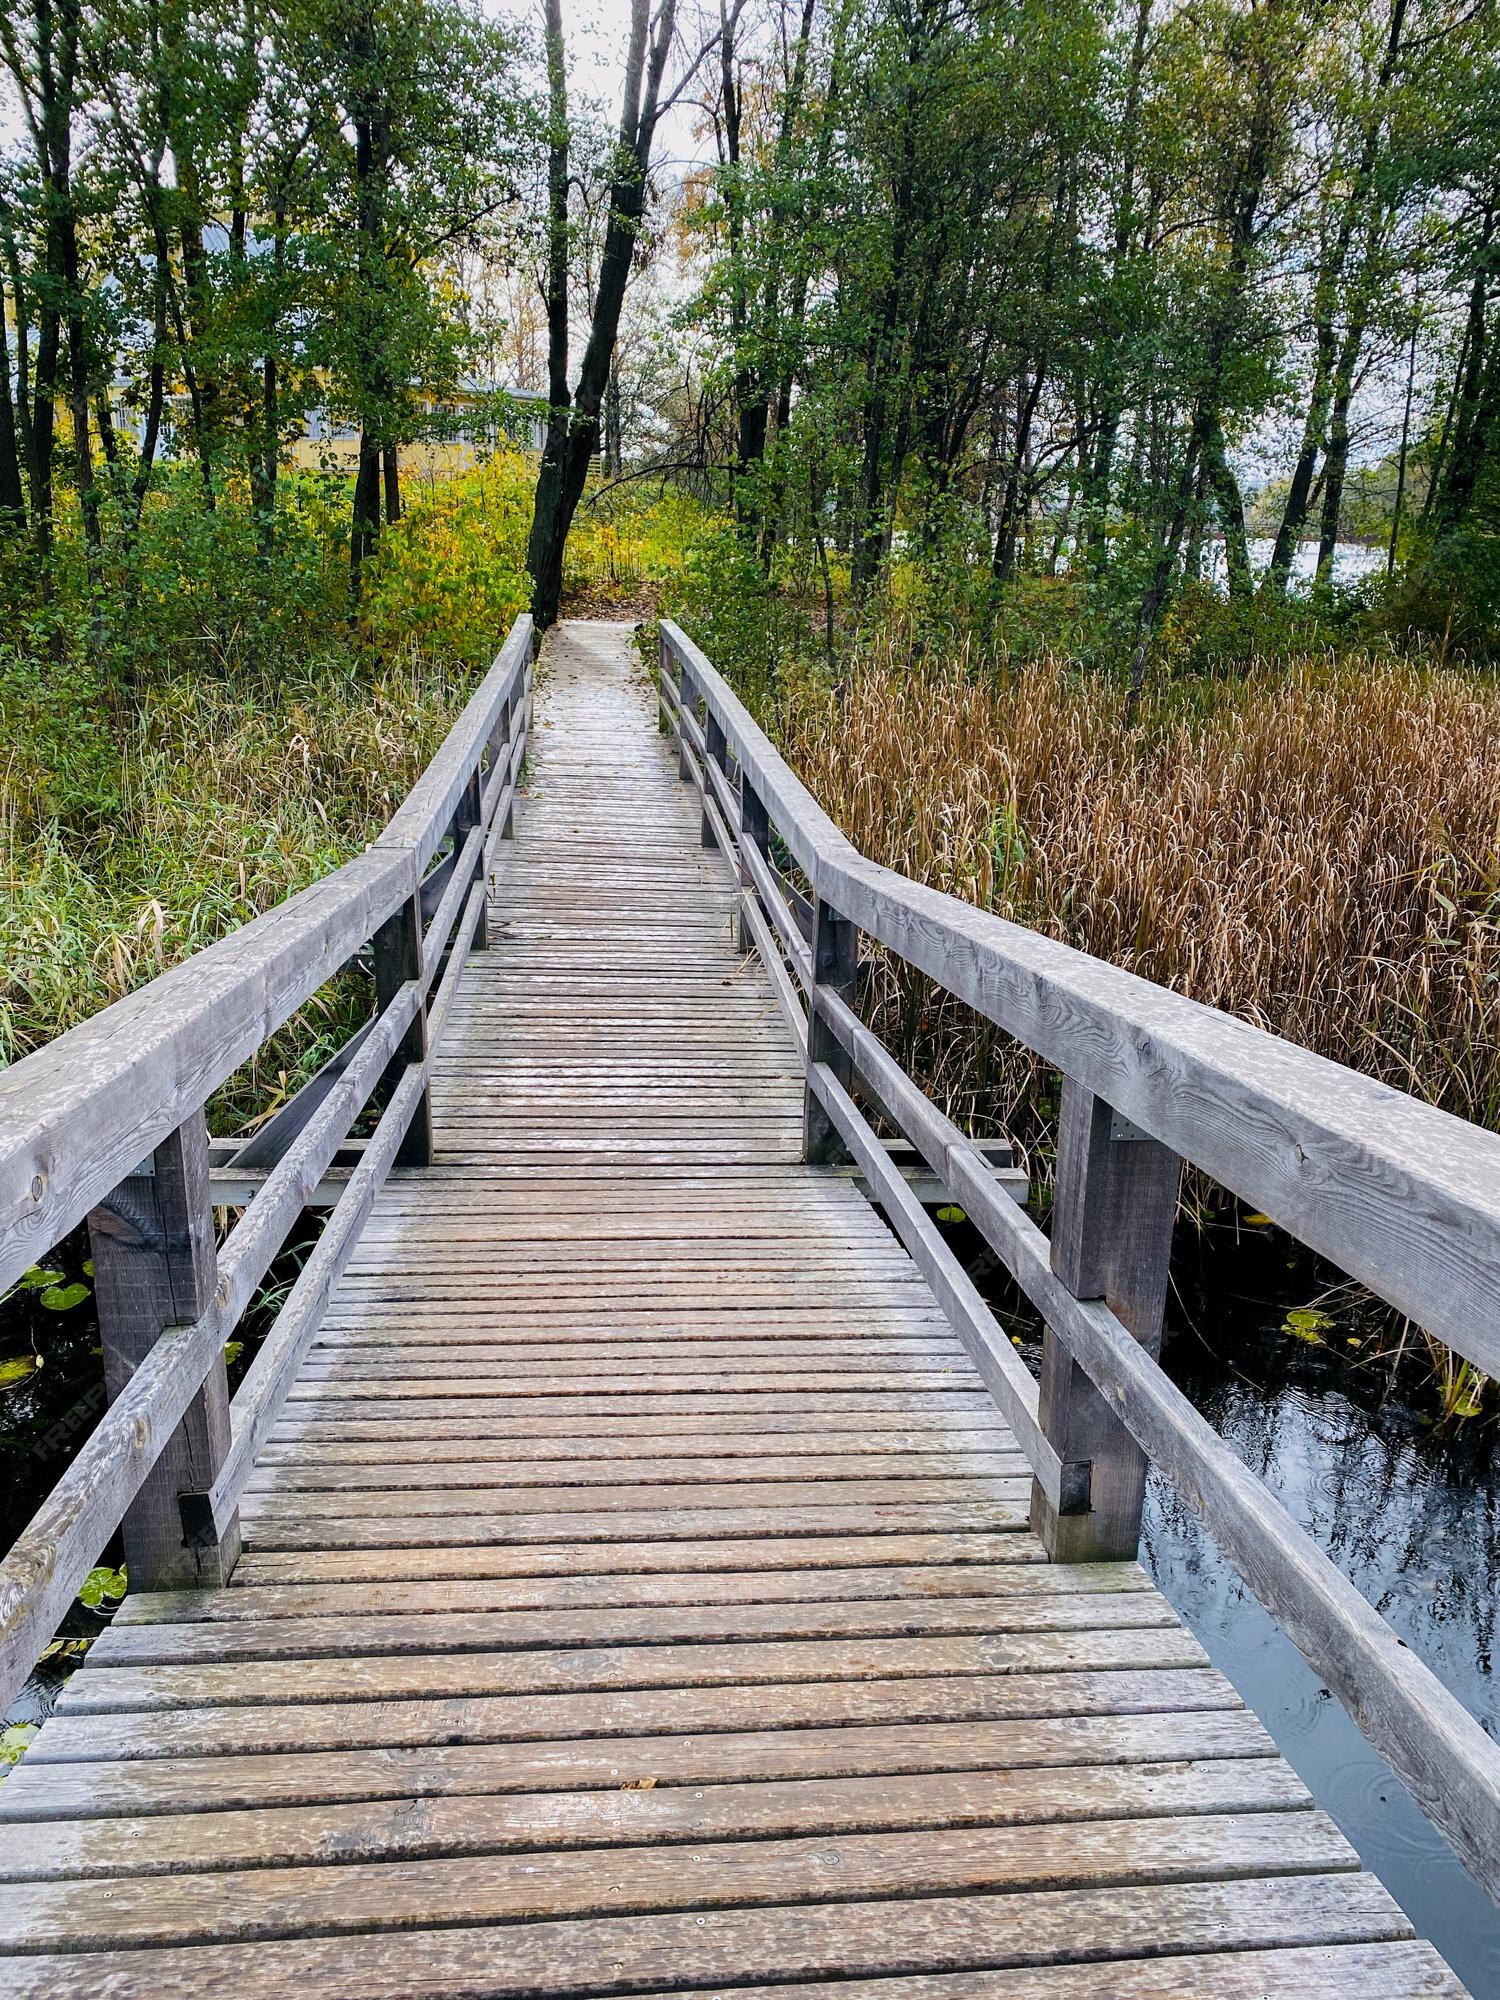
xmin=1143 ymin=1357 xmax=1499 ymax=1996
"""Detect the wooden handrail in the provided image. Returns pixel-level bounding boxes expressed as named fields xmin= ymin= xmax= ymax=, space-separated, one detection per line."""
xmin=658 ymin=616 xmax=1500 ymax=1910
xmin=0 ymin=615 xmax=534 ymax=1710
xmin=0 ymin=617 xmax=533 ymax=1300
xmin=660 ymin=621 xmax=1500 ymax=1379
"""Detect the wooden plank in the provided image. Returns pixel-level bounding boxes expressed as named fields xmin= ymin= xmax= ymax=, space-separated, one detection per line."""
xmin=0 ymin=1707 xmax=1271 ymax=1820
xmin=0 ymin=1758 xmax=1310 ymax=1881
xmin=229 ymin=1501 xmax=1034 ymax=1549
xmin=627 ymin=1947 xmax=1467 ymax=2000
xmin=53 ymin=1629 xmax=1210 ymax=1714
xmin=228 ymin=1528 xmax=1046 ymax=1582
xmin=0 ymin=1878 xmax=1430 ymax=1997
xmin=85 ymin=1591 xmax=1177 ymax=1667
xmin=3 ymin=1664 xmax=1254 ymax=1763
xmin=0 ymin=1811 xmax=1356 ymax=1949
xmin=111 ymin=1561 xmax=1150 ymax=1627
xmin=246 ymin=1451 xmax=1027 ymax=1488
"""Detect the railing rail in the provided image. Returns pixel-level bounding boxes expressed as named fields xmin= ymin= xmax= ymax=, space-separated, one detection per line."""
xmin=0 ymin=614 xmax=534 ymax=1710
xmin=658 ymin=615 xmax=1500 ymax=1910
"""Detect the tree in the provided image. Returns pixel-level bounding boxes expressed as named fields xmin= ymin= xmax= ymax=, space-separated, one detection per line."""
xmin=525 ymin=0 xmax=684 ymax=630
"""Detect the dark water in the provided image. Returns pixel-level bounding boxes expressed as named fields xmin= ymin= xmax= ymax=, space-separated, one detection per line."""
xmin=1142 ymin=1357 xmax=1500 ymax=1996
xmin=959 ymin=1207 xmax=1500 ymax=1993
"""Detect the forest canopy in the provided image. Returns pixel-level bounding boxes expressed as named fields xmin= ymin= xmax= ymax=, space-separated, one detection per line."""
xmin=0 ymin=0 xmax=1497 ymax=670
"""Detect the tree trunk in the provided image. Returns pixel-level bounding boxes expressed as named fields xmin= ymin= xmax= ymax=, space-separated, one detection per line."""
xmin=350 ymin=429 xmax=381 ymax=607
xmin=1206 ymin=428 xmax=1250 ymax=600
xmin=528 ymin=0 xmax=679 ymax=630
xmin=0 ymin=268 xmax=25 ymax=525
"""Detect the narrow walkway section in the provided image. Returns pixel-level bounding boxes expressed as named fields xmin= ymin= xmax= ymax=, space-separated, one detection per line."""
xmin=0 ymin=622 xmax=1463 ymax=1997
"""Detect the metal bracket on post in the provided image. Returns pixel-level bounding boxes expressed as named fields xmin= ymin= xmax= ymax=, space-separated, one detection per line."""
xmin=371 ymin=890 xmax=433 ymax=1168
xmin=1030 ymin=1078 xmax=1181 ymax=1562
xmin=803 ymin=896 xmax=860 ymax=1165
xmin=87 ymin=1111 xmax=241 ymax=1590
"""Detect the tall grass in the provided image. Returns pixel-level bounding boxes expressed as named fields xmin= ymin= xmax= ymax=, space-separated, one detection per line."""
xmin=776 ymin=635 xmax=1500 ymax=1140
xmin=0 ymin=645 xmax=474 ymax=1126
xmin=772 ymin=635 xmax=1500 ymax=1402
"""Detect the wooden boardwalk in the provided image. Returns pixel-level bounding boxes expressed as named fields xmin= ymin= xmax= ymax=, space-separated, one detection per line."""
xmin=0 ymin=623 xmax=1467 ymax=1996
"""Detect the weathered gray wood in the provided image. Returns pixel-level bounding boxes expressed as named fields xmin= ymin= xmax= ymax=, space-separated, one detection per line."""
xmin=703 ymin=709 xmax=729 ymax=849
xmin=371 ymin=892 xmax=432 ymax=1170
xmin=0 ymin=1881 xmax=1442 ymax=1999
xmin=803 ymin=896 xmax=859 ymax=1164
xmin=419 ymin=824 xmax=485 ymax=980
xmin=1031 ymin=1080 xmax=1181 ymax=1563
xmin=190 ymin=1064 xmax=429 ymax=1540
xmin=738 ymin=775 xmax=771 ymax=953
xmin=658 ymin=620 xmax=1500 ymax=1381
xmin=660 ymin=616 xmax=1500 ymax=1912
xmin=937 ymin=1128 xmax=1500 ymax=1908
xmin=452 ymin=768 xmax=487 ymax=950
xmin=675 ymin=651 xmax=696 ymax=782
xmin=224 ymin=1020 xmax=376 ymax=1174
xmin=87 ymin=1115 xmax=238 ymax=1591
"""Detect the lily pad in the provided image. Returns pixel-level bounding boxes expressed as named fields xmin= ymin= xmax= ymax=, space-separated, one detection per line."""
xmin=38 ymin=1282 xmax=90 ymax=1312
xmin=0 ymin=1725 xmax=37 ymax=1770
xmin=78 ymin=1566 xmax=127 ymax=1610
xmin=935 ymin=1205 xmax=966 ymax=1224
xmin=1283 ymin=1306 xmax=1333 ymax=1343
xmin=0 ymin=1355 xmax=38 ymax=1388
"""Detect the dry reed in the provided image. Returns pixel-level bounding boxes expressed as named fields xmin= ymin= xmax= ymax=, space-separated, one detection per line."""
xmin=776 ymin=644 xmax=1500 ymax=1140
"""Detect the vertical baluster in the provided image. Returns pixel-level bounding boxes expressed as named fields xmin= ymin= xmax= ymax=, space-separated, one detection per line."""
xmin=372 ymin=890 xmax=433 ymax=1167
xmin=87 ymin=1111 xmax=240 ymax=1589
xmin=739 ymin=774 xmax=771 ymax=953
xmin=487 ymin=691 xmax=514 ymax=845
xmin=453 ymin=767 xmax=488 ymax=950
xmin=677 ymin=656 xmax=696 ymax=782
xmin=1030 ymin=1078 xmax=1180 ymax=1561
xmin=803 ymin=896 xmax=859 ymax=1164
xmin=500 ymin=691 xmax=518 ymax=841
xmin=702 ymin=711 xmax=728 ymax=849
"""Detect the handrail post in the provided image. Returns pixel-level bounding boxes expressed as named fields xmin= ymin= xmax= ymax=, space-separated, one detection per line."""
xmin=87 ymin=1110 xmax=240 ymax=1589
xmin=453 ymin=767 xmax=488 ymax=950
xmin=702 ymin=711 xmax=728 ymax=849
xmin=488 ymin=692 xmax=515 ymax=843
xmin=803 ymin=896 xmax=859 ymax=1163
xmin=677 ymin=655 xmax=696 ymax=782
xmin=739 ymin=775 xmax=771 ymax=952
xmin=1031 ymin=1078 xmax=1180 ymax=1561
xmin=372 ymin=890 xmax=434 ymax=1167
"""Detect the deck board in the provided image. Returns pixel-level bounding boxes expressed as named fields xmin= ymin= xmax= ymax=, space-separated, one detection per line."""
xmin=0 ymin=619 xmax=1466 ymax=1997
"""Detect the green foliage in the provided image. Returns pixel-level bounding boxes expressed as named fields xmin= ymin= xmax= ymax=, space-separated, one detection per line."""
xmin=1 ymin=461 xmax=701 ymax=1118
xmin=77 ymin=1566 xmax=127 ymax=1609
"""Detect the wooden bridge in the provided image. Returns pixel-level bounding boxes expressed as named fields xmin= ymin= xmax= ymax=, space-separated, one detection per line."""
xmin=0 ymin=615 xmax=1495 ymax=1995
